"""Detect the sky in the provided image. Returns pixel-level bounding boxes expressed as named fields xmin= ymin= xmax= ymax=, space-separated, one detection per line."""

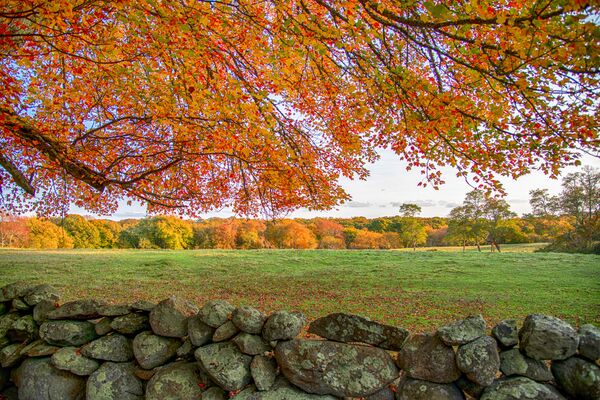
xmin=77 ymin=149 xmax=600 ymax=220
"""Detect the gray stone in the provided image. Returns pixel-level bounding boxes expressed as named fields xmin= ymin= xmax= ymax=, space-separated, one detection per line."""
xmin=233 ymin=306 xmax=267 ymax=334
xmin=146 ymin=361 xmax=211 ymax=400
xmin=247 ymin=376 xmax=339 ymax=400
xmin=579 ymin=324 xmax=600 ymax=361
xmin=15 ymin=357 xmax=85 ymax=400
xmin=33 ymin=299 xmax=56 ymax=322
xmin=39 ymin=320 xmax=98 ymax=346
xmin=177 ymin=339 xmax=194 ymax=358
xmin=111 ymin=313 xmax=149 ymax=335
xmin=0 ymin=313 xmax=19 ymax=337
xmin=438 ymin=314 xmax=487 ymax=346
xmin=23 ymin=284 xmax=60 ymax=306
xmin=0 ymin=343 xmax=26 ymax=367
xmin=396 ymin=333 xmax=461 ymax=383
xmin=202 ymin=386 xmax=226 ymax=400
xmin=98 ymin=304 xmax=131 ymax=317
xmin=47 ymin=299 xmax=105 ymax=320
xmin=133 ymin=331 xmax=181 ymax=369
xmin=195 ymin=341 xmax=253 ymax=391
xmin=133 ymin=366 xmax=155 ymax=380
xmin=492 ymin=319 xmax=518 ymax=348
xmin=200 ymin=300 xmax=235 ymax=328
xmin=149 ymin=296 xmax=198 ymax=337
xmin=275 ymin=339 xmax=398 ymax=397
xmin=95 ymin=317 xmax=113 ymax=335
xmin=131 ymin=300 xmax=155 ymax=312
xmin=86 ymin=361 xmax=143 ymax=400
xmin=500 ymin=349 xmax=553 ymax=381
xmin=457 ymin=336 xmax=500 ymax=386
xmin=551 ymin=356 xmax=600 ymax=400
xmin=480 ymin=377 xmax=566 ymax=400
xmin=213 ymin=320 xmax=240 ymax=342
xmin=20 ymin=340 xmax=59 ymax=357
xmin=51 ymin=347 xmax=100 ymax=375
xmin=456 ymin=376 xmax=485 ymax=399
xmin=251 ymin=355 xmax=278 ymax=391
xmin=0 ymin=282 xmax=34 ymax=301
xmin=12 ymin=298 xmax=30 ymax=311
xmin=396 ymin=378 xmax=465 ymax=400
xmin=263 ymin=311 xmax=305 ymax=341
xmin=6 ymin=314 xmax=36 ymax=341
xmin=81 ymin=334 xmax=133 ymax=362
xmin=519 ymin=314 xmax=578 ymax=360
xmin=365 ymin=385 xmax=396 ymax=400
xmin=189 ymin=315 xmax=215 ymax=346
xmin=234 ymin=332 xmax=271 ymax=355
xmin=308 ymin=313 xmax=409 ymax=351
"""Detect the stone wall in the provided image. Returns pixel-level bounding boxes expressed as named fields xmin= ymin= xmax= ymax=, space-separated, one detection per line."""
xmin=0 ymin=281 xmax=598 ymax=400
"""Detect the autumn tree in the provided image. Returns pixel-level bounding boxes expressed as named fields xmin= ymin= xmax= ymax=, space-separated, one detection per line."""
xmin=311 ymin=218 xmax=346 ymax=249
xmin=0 ymin=1 xmax=597 ymax=217
xmin=399 ymin=204 xmax=422 ymax=218
xmin=60 ymin=214 xmax=101 ymax=248
xmin=0 ymin=213 xmax=29 ymax=247
xmin=483 ymin=197 xmax=517 ymax=251
xmin=236 ymin=219 xmax=266 ymax=249
xmin=265 ymin=220 xmax=317 ymax=249
xmin=350 ymin=230 xmax=383 ymax=249
xmin=27 ymin=218 xmax=73 ymax=249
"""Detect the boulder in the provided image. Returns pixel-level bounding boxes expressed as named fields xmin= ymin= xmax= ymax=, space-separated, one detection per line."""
xmin=438 ymin=314 xmax=487 ymax=346
xmin=94 ymin=317 xmax=113 ymax=335
xmin=200 ymin=300 xmax=235 ymax=328
xmin=0 ymin=343 xmax=26 ymax=368
xmin=578 ymin=324 xmax=600 ymax=361
xmin=188 ymin=315 xmax=215 ymax=346
xmin=396 ymin=333 xmax=461 ymax=383
xmin=202 ymin=386 xmax=226 ymax=400
xmin=499 ymin=349 xmax=553 ymax=381
xmin=15 ymin=357 xmax=86 ymax=400
xmin=23 ymin=284 xmax=60 ymax=306
xmin=213 ymin=320 xmax=239 ymax=342
xmin=233 ymin=333 xmax=272 ymax=355
xmin=98 ymin=304 xmax=131 ymax=317
xmin=246 ymin=376 xmax=338 ymax=400
xmin=86 ymin=361 xmax=144 ymax=400
xmin=0 ymin=313 xmax=20 ymax=337
xmin=12 ymin=298 xmax=30 ymax=311
xmin=51 ymin=347 xmax=100 ymax=376
xmin=6 ymin=315 xmax=37 ymax=341
xmin=456 ymin=336 xmax=500 ymax=386
xmin=251 ymin=355 xmax=278 ymax=391
xmin=20 ymin=340 xmax=59 ymax=357
xmin=47 ymin=299 xmax=104 ymax=320
xmin=149 ymin=296 xmax=198 ymax=337
xmin=176 ymin=339 xmax=194 ymax=358
xmin=233 ymin=306 xmax=267 ymax=334
xmin=308 ymin=313 xmax=409 ymax=351
xmin=110 ymin=313 xmax=149 ymax=335
xmin=195 ymin=342 xmax=253 ymax=391
xmin=519 ymin=314 xmax=578 ymax=360
xmin=396 ymin=378 xmax=465 ymax=400
xmin=145 ymin=361 xmax=211 ymax=400
xmin=39 ymin=320 xmax=98 ymax=346
xmin=551 ymin=356 xmax=600 ymax=400
xmin=81 ymin=334 xmax=134 ymax=362
xmin=275 ymin=339 xmax=398 ymax=397
xmin=0 ymin=282 xmax=34 ymax=301
xmin=0 ymin=303 xmax=7 ymax=317
xmin=132 ymin=331 xmax=181 ymax=369
xmin=131 ymin=300 xmax=156 ymax=312
xmin=480 ymin=377 xmax=566 ymax=400
xmin=492 ymin=319 xmax=518 ymax=348
xmin=456 ymin=376 xmax=485 ymax=399
xmin=262 ymin=311 xmax=305 ymax=341
xmin=33 ymin=300 xmax=56 ymax=322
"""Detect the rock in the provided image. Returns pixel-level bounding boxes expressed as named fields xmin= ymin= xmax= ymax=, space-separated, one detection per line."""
xmin=111 ymin=313 xmax=149 ymax=335
xmin=33 ymin=300 xmax=56 ymax=322
xmin=134 ymin=366 xmax=156 ymax=380
xmin=20 ymin=340 xmax=59 ymax=357
xmin=232 ymin=386 xmax=257 ymax=400
xmin=12 ymin=298 xmax=30 ymax=311
xmin=456 ymin=336 xmax=500 ymax=386
xmin=86 ymin=361 xmax=144 ymax=400
xmin=95 ymin=317 xmax=113 ymax=335
xmin=233 ymin=332 xmax=271 ymax=355
xmin=396 ymin=378 xmax=465 ymax=400
xmin=23 ymin=284 xmax=60 ymax=306
xmin=177 ymin=339 xmax=194 ymax=358
xmin=275 ymin=339 xmax=398 ymax=397
xmin=213 ymin=321 xmax=240 ymax=342
xmin=233 ymin=306 xmax=267 ymax=334
xmin=0 ymin=343 xmax=26 ymax=367
xmin=492 ymin=319 xmax=518 ymax=348
xmin=308 ymin=313 xmax=409 ymax=351
xmin=39 ymin=320 xmax=98 ymax=346
xmin=251 ymin=355 xmax=278 ymax=391
xmin=0 ymin=282 xmax=34 ymax=301
xmin=81 ymin=334 xmax=133 ymax=362
xmin=132 ymin=331 xmax=181 ymax=369
xmin=51 ymin=347 xmax=100 ymax=375
xmin=366 ymin=385 xmax=396 ymax=400
xmin=131 ymin=300 xmax=155 ymax=312
xmin=262 ymin=311 xmax=305 ymax=341
xmin=189 ymin=315 xmax=215 ymax=346
xmin=15 ymin=357 xmax=86 ymax=400
xmin=248 ymin=377 xmax=338 ymax=400
xmin=146 ymin=361 xmax=211 ymax=400
xmin=200 ymin=300 xmax=235 ymax=328
xmin=519 ymin=314 xmax=578 ymax=360
xmin=98 ymin=304 xmax=131 ymax=317
xmin=195 ymin=341 xmax=253 ymax=391
xmin=6 ymin=314 xmax=37 ymax=341
xmin=499 ymin=349 xmax=553 ymax=381
xmin=551 ymin=356 xmax=600 ymax=400
xmin=47 ymin=299 xmax=104 ymax=320
xmin=202 ymin=386 xmax=226 ymax=400
xmin=0 ymin=313 xmax=20 ymax=337
xmin=396 ymin=333 xmax=461 ymax=383
xmin=456 ymin=376 xmax=485 ymax=399
xmin=149 ymin=296 xmax=198 ymax=337
xmin=480 ymin=377 xmax=566 ymax=400
xmin=579 ymin=324 xmax=600 ymax=361
xmin=0 ymin=303 xmax=7 ymax=316
xmin=438 ymin=314 xmax=487 ymax=346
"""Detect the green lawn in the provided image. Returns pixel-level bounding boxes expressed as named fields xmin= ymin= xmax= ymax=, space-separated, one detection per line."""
xmin=0 ymin=244 xmax=598 ymax=332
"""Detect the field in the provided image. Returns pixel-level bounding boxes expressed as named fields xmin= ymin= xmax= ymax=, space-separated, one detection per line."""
xmin=0 ymin=244 xmax=598 ymax=332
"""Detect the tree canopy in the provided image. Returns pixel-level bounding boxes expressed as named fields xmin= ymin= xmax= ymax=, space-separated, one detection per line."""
xmin=1 ymin=0 xmax=598 ymax=216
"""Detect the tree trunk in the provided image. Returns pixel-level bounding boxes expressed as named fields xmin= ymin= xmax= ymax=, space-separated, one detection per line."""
xmin=476 ymin=242 xmax=481 ymax=252
xmin=493 ymin=241 xmax=501 ymax=252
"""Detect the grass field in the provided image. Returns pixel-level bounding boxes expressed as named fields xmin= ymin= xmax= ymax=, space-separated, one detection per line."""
xmin=0 ymin=244 xmax=598 ymax=332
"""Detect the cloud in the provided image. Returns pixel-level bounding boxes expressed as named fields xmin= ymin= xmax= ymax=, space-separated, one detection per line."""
xmin=390 ymin=200 xmax=437 ymax=208
xmin=441 ymin=202 xmax=460 ymax=208
xmin=346 ymin=201 xmax=372 ymax=208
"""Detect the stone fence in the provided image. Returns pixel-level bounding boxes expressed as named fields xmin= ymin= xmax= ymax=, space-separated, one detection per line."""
xmin=0 ymin=282 xmax=598 ymax=399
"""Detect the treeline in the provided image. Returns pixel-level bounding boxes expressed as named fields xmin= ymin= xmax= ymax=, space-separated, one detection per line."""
xmin=0 ymin=213 xmax=573 ymax=251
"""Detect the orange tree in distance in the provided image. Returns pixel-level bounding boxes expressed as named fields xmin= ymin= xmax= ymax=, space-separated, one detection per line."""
xmin=0 ymin=1 xmax=598 ymax=217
